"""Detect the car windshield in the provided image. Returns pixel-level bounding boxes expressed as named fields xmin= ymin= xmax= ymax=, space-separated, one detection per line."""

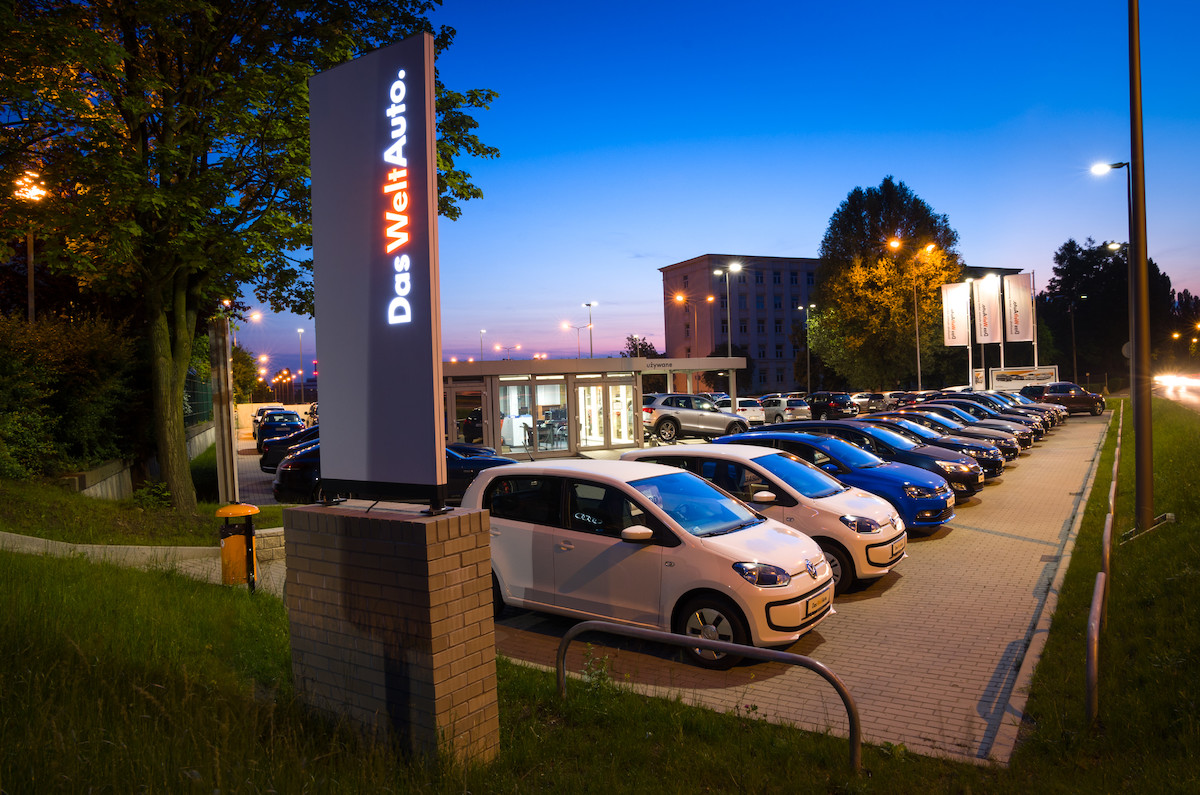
xmin=877 ymin=418 xmax=939 ymax=442
xmin=1007 ymin=393 xmax=1034 ymax=405
xmin=752 ymin=452 xmax=846 ymax=499
xmin=935 ymin=404 xmax=980 ymax=423
xmin=919 ymin=413 xmax=965 ymax=431
xmin=816 ymin=437 xmax=886 ymax=469
xmin=265 ymin=413 xmax=299 ymax=422
xmin=861 ymin=424 xmax=919 ymax=451
xmin=630 ymin=471 xmax=763 ymax=538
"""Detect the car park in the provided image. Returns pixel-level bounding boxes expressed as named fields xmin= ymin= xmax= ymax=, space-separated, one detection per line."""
xmin=716 ymin=397 xmax=766 ymax=425
xmin=642 ymin=393 xmax=749 ymax=443
xmin=760 ymin=396 xmax=812 ymax=423
xmin=918 ymin=402 xmax=1036 ymax=447
xmin=857 ymin=415 xmax=1006 ymax=478
xmin=877 ymin=409 xmax=1020 ymax=461
xmin=1020 ymin=382 xmax=1106 ymax=415
xmin=259 ymin=424 xmax=320 ymax=473
xmin=462 ymin=459 xmax=834 ymax=669
xmin=717 ymin=430 xmax=956 ymax=529
xmin=623 ymin=444 xmax=907 ymax=594
xmin=805 ymin=391 xmax=860 ymax=420
xmin=783 ymin=419 xmax=986 ymax=497
xmin=272 ymin=442 xmax=517 ymax=505
xmin=255 ymin=410 xmax=305 ymax=453
xmin=928 ymin=398 xmax=1045 ymax=440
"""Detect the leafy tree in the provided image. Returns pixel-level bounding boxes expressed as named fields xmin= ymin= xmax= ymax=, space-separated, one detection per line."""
xmin=813 ymin=177 xmax=964 ymax=389
xmin=1041 ymin=238 xmax=1174 ymax=386
xmin=619 ymin=334 xmax=660 ymax=359
xmin=0 ymin=1 xmax=497 ymax=510
xmin=230 ymin=343 xmax=258 ymax=404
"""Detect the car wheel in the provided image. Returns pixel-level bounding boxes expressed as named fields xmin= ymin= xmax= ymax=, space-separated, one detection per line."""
xmin=773 ymin=413 xmax=784 ymax=424
xmin=675 ymin=596 xmax=748 ymax=670
xmin=814 ymin=410 xmax=826 ymax=420
xmin=656 ymin=418 xmax=680 ymax=443
xmin=492 ymin=572 xmax=506 ymax=619
xmin=726 ymin=421 xmax=747 ymax=436
xmin=1090 ymin=403 xmax=1102 ymax=416
xmin=822 ymin=543 xmax=855 ymax=596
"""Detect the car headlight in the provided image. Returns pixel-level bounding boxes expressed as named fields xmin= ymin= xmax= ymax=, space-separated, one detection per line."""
xmin=903 ymin=484 xmax=938 ymax=499
xmin=733 ymin=562 xmax=792 ymax=587
xmin=892 ymin=515 xmax=905 ymax=532
xmin=840 ymin=514 xmax=881 ymax=533
xmin=936 ymin=460 xmax=972 ymax=474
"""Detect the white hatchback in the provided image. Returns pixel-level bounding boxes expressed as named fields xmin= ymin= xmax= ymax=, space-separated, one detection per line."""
xmin=716 ymin=397 xmax=766 ymax=425
xmin=462 ymin=459 xmax=834 ymax=669
xmin=623 ymin=444 xmax=906 ymax=594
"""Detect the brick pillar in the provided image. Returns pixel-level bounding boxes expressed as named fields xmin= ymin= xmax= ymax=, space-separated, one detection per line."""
xmin=283 ymin=503 xmax=498 ymax=762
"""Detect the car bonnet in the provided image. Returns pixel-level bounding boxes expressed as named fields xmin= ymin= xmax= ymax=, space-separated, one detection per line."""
xmin=697 ymin=516 xmax=827 ymax=577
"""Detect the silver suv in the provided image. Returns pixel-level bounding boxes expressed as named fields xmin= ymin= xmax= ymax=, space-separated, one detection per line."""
xmin=642 ymin=393 xmax=749 ymax=443
xmin=760 ymin=396 xmax=811 ymax=423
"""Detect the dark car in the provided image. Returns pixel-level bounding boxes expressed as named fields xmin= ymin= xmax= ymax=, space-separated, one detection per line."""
xmin=780 ymin=419 xmax=986 ymax=497
xmin=717 ymin=430 xmax=956 ymax=529
xmin=877 ymin=409 xmax=1021 ymax=461
xmin=1022 ymin=382 xmax=1106 ymax=415
xmin=927 ymin=398 xmax=1045 ymax=441
xmin=804 ymin=392 xmax=860 ymax=420
xmin=272 ymin=442 xmax=517 ymax=505
xmin=917 ymin=402 xmax=1036 ymax=447
xmin=256 ymin=410 xmax=305 ymax=453
xmin=943 ymin=392 xmax=1051 ymax=432
xmin=985 ymin=390 xmax=1068 ymax=425
xmin=857 ymin=416 xmax=1006 ymax=478
xmin=259 ymin=424 xmax=320 ymax=472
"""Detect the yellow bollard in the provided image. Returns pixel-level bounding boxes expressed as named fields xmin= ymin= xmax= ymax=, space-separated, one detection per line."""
xmin=217 ymin=504 xmax=261 ymax=593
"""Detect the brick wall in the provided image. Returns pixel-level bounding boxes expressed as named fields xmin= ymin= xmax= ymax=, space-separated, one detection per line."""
xmin=283 ymin=503 xmax=499 ymax=762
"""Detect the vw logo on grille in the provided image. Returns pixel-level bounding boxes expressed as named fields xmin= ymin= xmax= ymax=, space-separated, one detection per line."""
xmin=805 ymin=558 xmax=819 ymax=578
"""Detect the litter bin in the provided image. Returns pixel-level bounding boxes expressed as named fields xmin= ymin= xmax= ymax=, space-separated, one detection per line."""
xmin=217 ymin=504 xmax=261 ymax=593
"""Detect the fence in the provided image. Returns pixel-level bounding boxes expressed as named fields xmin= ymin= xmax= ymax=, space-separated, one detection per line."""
xmin=1087 ymin=403 xmax=1122 ymax=724
xmin=184 ymin=370 xmax=213 ymax=427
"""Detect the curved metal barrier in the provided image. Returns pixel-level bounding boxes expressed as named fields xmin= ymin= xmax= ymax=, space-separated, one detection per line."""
xmin=1086 ymin=572 xmax=1106 ymax=725
xmin=555 ymin=619 xmax=862 ymax=773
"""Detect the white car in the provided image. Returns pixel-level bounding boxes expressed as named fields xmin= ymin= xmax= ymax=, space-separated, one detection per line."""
xmin=623 ymin=444 xmax=906 ymax=594
xmin=716 ymin=397 xmax=765 ymax=425
xmin=462 ymin=459 xmax=834 ymax=669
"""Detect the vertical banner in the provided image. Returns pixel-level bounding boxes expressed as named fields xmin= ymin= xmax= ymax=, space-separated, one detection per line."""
xmin=941 ymin=282 xmax=971 ymax=346
xmin=973 ymin=276 xmax=1002 ymax=344
xmin=309 ymin=32 xmax=447 ymax=500
xmin=1003 ymin=273 xmax=1034 ymax=342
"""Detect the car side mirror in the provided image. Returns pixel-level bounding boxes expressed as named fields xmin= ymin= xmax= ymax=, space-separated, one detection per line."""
xmin=621 ymin=525 xmax=654 ymax=543
xmin=751 ymin=490 xmax=777 ymax=504
xmin=821 ymin=463 xmax=840 ymax=475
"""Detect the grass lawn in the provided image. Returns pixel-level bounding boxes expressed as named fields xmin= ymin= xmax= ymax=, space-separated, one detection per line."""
xmin=0 ymin=398 xmax=1196 ymax=792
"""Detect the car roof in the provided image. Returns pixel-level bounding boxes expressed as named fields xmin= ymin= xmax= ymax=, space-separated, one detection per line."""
xmin=624 ymin=443 xmax=781 ymax=464
xmin=470 ymin=458 xmax=683 ymax=484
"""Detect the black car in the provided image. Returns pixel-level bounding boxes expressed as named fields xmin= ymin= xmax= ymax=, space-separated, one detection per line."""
xmin=857 ymin=416 xmax=1006 ymax=478
xmin=777 ymin=419 xmax=986 ymax=497
xmin=943 ymin=392 xmax=1051 ymax=432
xmin=877 ymin=409 xmax=1020 ymax=461
xmin=929 ymin=398 xmax=1045 ymax=439
xmin=917 ymin=402 xmax=1037 ymax=447
xmin=272 ymin=442 xmax=517 ymax=504
xmin=259 ymin=424 xmax=320 ymax=473
xmin=1021 ymin=382 xmax=1106 ymax=415
xmin=803 ymin=392 xmax=860 ymax=420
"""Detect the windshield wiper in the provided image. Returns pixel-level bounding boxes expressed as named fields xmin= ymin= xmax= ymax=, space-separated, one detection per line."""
xmin=703 ymin=518 xmax=761 ymax=537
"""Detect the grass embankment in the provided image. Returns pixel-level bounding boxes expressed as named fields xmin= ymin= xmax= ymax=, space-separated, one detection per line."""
xmin=1 ymin=399 xmax=1196 ymax=792
xmin=0 ymin=444 xmax=283 ymax=546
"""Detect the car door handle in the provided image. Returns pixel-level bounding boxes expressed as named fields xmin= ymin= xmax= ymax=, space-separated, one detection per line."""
xmin=557 ymin=540 xmax=574 ymax=551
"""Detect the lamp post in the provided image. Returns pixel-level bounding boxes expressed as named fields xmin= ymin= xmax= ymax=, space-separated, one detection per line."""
xmin=673 ymin=292 xmax=714 ymax=356
xmin=582 ymin=302 xmax=598 ymax=358
xmin=297 ymin=328 xmax=305 ymax=404
xmin=14 ymin=171 xmax=47 ymax=322
xmin=494 ymin=343 xmax=521 ymax=360
xmin=800 ymin=303 xmax=817 ymax=393
xmin=562 ymin=322 xmax=589 ymax=359
xmin=890 ymin=239 xmax=937 ymax=391
xmin=711 ymin=263 xmax=742 ymax=357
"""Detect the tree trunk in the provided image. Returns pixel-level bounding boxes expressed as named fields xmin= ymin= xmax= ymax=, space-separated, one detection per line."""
xmin=147 ymin=275 xmax=198 ymax=513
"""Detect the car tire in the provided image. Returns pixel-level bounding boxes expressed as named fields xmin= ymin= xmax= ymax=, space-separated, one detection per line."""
xmin=726 ymin=421 xmax=747 ymax=436
xmin=656 ymin=418 xmax=680 ymax=443
xmin=814 ymin=410 xmax=826 ymax=420
xmin=773 ymin=413 xmax=784 ymax=424
xmin=821 ymin=543 xmax=855 ymax=596
xmin=1090 ymin=403 xmax=1102 ymax=416
xmin=492 ymin=572 xmax=506 ymax=619
xmin=675 ymin=595 xmax=748 ymax=670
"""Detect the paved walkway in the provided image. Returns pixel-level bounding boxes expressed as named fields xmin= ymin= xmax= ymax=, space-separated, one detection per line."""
xmin=0 ymin=406 xmax=1111 ymax=765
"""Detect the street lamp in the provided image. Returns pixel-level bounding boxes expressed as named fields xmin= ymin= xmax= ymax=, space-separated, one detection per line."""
xmin=297 ymin=329 xmax=305 ymax=404
xmin=562 ymin=321 xmax=589 ymax=359
xmin=673 ymin=292 xmax=714 ymax=356
xmin=712 ymin=262 xmax=743 ymax=357
xmin=14 ymin=171 xmax=47 ymax=322
xmin=582 ymin=302 xmax=598 ymax=358
xmin=800 ymin=303 xmax=817 ymax=393
xmin=494 ymin=343 xmax=521 ymax=359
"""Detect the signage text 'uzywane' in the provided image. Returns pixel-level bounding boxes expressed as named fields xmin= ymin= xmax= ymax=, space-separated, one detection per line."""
xmin=384 ymin=69 xmax=412 ymax=325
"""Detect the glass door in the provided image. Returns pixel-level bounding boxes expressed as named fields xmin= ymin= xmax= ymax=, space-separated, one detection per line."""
xmin=577 ymin=384 xmax=605 ymax=448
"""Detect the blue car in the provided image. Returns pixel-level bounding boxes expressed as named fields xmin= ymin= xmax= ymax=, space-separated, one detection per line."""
xmin=255 ymin=410 xmax=305 ymax=453
xmin=717 ymin=430 xmax=957 ymax=529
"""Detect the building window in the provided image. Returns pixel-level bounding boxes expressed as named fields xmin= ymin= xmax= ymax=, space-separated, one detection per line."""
xmin=775 ymin=344 xmax=784 ymax=359
xmin=682 ymin=275 xmax=689 ymax=289
xmin=754 ymin=271 xmax=764 ymax=284
xmin=773 ymin=271 xmax=781 ymax=284
xmin=773 ymin=295 xmax=783 ymax=310
xmin=774 ymin=320 xmax=783 ymax=334
xmin=738 ymin=319 xmax=747 ymax=333
xmin=790 ymin=272 xmax=799 ymax=285
xmin=756 ymin=319 xmax=765 ymax=334
xmin=738 ymin=273 xmax=747 ymax=284
xmin=738 ymin=294 xmax=747 ymax=310
xmin=807 ymin=273 xmax=815 ymax=286
xmin=720 ymin=295 xmax=727 ymax=310
xmin=685 ymin=346 xmax=691 ymax=357
xmin=755 ymin=295 xmax=765 ymax=310
xmin=792 ymin=294 xmax=801 ymax=310
xmin=776 ymin=368 xmax=785 ymax=383
xmin=757 ymin=345 xmax=766 ymax=358
xmin=684 ymin=322 xmax=691 ymax=338
xmin=758 ymin=371 xmax=767 ymax=385
xmin=721 ymin=319 xmax=728 ymax=335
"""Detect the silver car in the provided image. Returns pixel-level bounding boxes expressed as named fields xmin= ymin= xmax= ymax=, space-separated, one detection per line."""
xmin=760 ymin=397 xmax=812 ymax=424
xmin=642 ymin=393 xmax=749 ymax=443
xmin=716 ymin=397 xmax=766 ymax=426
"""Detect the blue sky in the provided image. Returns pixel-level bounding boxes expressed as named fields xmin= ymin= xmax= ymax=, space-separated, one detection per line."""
xmin=244 ymin=0 xmax=1200 ymax=370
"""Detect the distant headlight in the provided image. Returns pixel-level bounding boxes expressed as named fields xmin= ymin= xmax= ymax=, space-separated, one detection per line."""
xmin=936 ymin=460 xmax=973 ymax=474
xmin=903 ymin=484 xmax=938 ymax=499
xmin=840 ymin=515 xmax=881 ymax=533
xmin=733 ymin=562 xmax=792 ymax=587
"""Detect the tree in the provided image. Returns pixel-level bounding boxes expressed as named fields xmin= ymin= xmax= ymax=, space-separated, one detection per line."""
xmin=619 ymin=334 xmax=660 ymax=359
xmin=813 ymin=177 xmax=964 ymax=389
xmin=703 ymin=345 xmax=754 ymax=394
xmin=230 ymin=343 xmax=258 ymax=404
xmin=1 ymin=1 xmax=497 ymax=510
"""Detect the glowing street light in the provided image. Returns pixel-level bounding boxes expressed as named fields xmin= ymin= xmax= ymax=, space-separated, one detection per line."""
xmin=889 ymin=239 xmax=938 ymax=390
xmin=582 ymin=301 xmax=599 ymax=358
xmin=14 ymin=171 xmax=47 ymax=322
xmin=711 ymin=262 xmax=743 ymax=357
xmin=563 ymin=321 xmax=590 ymax=359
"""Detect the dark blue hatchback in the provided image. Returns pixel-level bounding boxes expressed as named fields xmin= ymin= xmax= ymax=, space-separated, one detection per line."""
xmin=717 ymin=430 xmax=957 ymax=529
xmin=255 ymin=410 xmax=305 ymax=453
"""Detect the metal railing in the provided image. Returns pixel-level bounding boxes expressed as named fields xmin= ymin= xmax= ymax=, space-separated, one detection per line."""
xmin=555 ymin=620 xmax=862 ymax=773
xmin=1087 ymin=403 xmax=1122 ymax=725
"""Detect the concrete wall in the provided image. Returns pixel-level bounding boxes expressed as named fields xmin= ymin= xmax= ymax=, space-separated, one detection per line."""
xmin=60 ymin=420 xmax=216 ymax=501
xmin=283 ymin=503 xmax=499 ymax=762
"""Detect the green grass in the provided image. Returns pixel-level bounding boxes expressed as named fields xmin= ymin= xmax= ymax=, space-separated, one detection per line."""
xmin=1 ymin=398 xmax=1197 ymax=792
